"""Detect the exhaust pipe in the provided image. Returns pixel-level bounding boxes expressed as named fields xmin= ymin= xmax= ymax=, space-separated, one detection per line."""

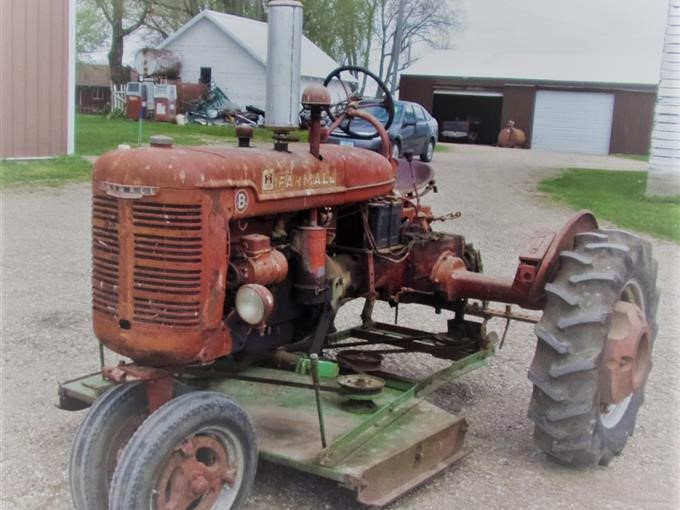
xmin=265 ymin=0 xmax=303 ymax=130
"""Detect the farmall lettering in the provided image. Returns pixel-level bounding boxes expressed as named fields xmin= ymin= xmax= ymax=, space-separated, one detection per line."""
xmin=261 ymin=167 xmax=337 ymax=192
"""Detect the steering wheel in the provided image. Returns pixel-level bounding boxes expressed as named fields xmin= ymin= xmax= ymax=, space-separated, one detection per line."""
xmin=322 ymin=65 xmax=395 ymax=140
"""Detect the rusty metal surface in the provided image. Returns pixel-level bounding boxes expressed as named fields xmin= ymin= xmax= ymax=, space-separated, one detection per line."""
xmin=93 ymin=144 xmax=395 ymax=217
xmin=92 ymin=187 xmax=232 ymax=366
xmin=428 ymin=211 xmax=599 ymax=309
xmin=154 ymin=434 xmax=234 ymax=510
xmin=232 ymin=234 xmax=288 ymax=286
xmin=301 ymin=84 xmax=331 ymax=107
xmin=600 ymin=301 xmax=651 ymax=404
xmin=497 ymin=120 xmax=526 ymax=148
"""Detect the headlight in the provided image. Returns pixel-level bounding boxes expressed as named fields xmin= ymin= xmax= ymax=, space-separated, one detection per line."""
xmin=235 ymin=284 xmax=274 ymax=326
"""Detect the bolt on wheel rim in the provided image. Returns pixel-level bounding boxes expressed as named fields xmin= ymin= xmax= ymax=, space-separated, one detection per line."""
xmin=153 ymin=429 xmax=243 ymax=510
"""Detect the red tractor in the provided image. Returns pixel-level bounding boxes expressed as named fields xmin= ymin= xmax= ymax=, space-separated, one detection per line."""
xmin=60 ymin=66 xmax=658 ymax=510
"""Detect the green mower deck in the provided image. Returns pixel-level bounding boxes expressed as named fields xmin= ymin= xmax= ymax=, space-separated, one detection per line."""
xmin=59 ymin=346 xmax=492 ymax=507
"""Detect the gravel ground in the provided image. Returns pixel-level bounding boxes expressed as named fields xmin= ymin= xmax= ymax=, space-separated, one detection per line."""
xmin=1 ymin=143 xmax=678 ymax=509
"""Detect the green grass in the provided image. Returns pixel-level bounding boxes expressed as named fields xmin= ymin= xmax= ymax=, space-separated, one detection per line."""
xmin=1 ymin=114 xmax=309 ymax=189
xmin=75 ymin=113 xmax=302 ymax=155
xmin=434 ymin=144 xmax=450 ymax=153
xmin=0 ymin=156 xmax=93 ymax=188
xmin=539 ymin=168 xmax=680 ymax=242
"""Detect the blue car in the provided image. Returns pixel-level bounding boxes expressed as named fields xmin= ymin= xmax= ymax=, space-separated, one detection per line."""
xmin=325 ymin=100 xmax=438 ymax=162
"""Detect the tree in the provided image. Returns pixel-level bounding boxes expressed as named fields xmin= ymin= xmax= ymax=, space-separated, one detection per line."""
xmin=144 ymin=0 xmax=266 ymax=39
xmin=301 ymin=0 xmax=456 ymax=92
xmin=76 ymin=0 xmax=108 ymax=61
xmin=376 ymin=0 xmax=456 ymax=92
xmin=302 ymin=0 xmax=376 ymax=68
xmin=95 ymin=0 xmax=153 ymax=85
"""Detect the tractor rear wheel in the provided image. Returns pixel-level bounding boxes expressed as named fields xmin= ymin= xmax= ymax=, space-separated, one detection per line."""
xmin=528 ymin=229 xmax=658 ymax=466
xmin=69 ymin=382 xmax=149 ymax=510
xmin=109 ymin=391 xmax=257 ymax=510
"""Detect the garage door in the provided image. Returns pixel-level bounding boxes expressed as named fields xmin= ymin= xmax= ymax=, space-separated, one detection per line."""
xmin=531 ymin=90 xmax=615 ymax=155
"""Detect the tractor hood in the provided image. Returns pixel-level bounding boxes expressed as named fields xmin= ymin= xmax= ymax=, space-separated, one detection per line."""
xmin=93 ymin=143 xmax=396 ymax=218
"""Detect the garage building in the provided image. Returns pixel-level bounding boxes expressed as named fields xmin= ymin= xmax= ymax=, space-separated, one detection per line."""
xmin=399 ymin=51 xmax=659 ymax=155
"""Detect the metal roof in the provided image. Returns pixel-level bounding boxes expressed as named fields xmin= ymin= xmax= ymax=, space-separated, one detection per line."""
xmin=402 ymin=50 xmax=661 ymax=87
xmin=158 ymin=10 xmax=340 ymax=80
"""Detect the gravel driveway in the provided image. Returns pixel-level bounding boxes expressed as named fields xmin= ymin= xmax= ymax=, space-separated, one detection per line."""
xmin=1 ymin=143 xmax=677 ymax=509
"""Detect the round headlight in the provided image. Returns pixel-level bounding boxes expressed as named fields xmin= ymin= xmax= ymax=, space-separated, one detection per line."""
xmin=235 ymin=284 xmax=274 ymax=326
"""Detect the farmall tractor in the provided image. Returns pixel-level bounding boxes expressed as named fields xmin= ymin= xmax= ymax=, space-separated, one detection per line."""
xmin=59 ymin=4 xmax=659 ymax=509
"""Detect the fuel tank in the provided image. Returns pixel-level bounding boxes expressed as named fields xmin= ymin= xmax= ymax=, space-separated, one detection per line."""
xmin=91 ymin=142 xmax=395 ymax=366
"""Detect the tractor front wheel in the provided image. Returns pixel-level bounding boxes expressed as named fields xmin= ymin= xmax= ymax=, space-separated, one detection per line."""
xmin=69 ymin=382 xmax=149 ymax=510
xmin=109 ymin=391 xmax=257 ymax=510
xmin=528 ymin=229 xmax=658 ymax=466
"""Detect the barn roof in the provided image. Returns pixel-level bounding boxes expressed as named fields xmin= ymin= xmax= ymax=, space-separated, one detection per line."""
xmin=402 ymin=50 xmax=660 ymax=87
xmin=158 ymin=10 xmax=340 ymax=80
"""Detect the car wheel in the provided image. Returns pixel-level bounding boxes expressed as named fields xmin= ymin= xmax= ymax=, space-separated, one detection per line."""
xmin=420 ymin=139 xmax=435 ymax=162
xmin=391 ymin=140 xmax=401 ymax=160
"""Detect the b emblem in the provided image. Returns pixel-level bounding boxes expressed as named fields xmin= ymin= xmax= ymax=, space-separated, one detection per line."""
xmin=234 ymin=190 xmax=249 ymax=213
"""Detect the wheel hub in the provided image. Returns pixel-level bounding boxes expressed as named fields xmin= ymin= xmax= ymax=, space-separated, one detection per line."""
xmin=155 ymin=434 xmax=235 ymax=510
xmin=600 ymin=300 xmax=651 ymax=405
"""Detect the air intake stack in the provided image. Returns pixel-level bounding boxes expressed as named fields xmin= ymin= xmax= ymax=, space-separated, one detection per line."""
xmin=265 ymin=0 xmax=303 ymax=132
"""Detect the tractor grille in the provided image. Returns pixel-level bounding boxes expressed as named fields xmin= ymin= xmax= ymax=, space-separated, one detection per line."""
xmin=131 ymin=202 xmax=203 ymax=327
xmin=92 ymin=195 xmax=120 ymax=315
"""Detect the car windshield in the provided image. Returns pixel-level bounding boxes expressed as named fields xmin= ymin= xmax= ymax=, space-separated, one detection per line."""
xmin=336 ymin=103 xmax=404 ymax=136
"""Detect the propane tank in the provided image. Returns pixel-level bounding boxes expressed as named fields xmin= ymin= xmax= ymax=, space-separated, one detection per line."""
xmin=265 ymin=0 xmax=303 ymax=129
xmin=498 ymin=120 xmax=526 ymax=148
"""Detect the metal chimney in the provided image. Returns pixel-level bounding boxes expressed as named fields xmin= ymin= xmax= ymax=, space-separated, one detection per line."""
xmin=265 ymin=0 xmax=303 ymax=130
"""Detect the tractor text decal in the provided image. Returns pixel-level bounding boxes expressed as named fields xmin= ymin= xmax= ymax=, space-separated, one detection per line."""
xmin=261 ymin=168 xmax=337 ymax=192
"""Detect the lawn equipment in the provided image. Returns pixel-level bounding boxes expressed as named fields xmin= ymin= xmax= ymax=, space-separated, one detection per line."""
xmin=58 ymin=3 xmax=659 ymax=509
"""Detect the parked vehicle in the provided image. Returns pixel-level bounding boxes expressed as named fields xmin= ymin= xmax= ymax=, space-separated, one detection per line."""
xmin=325 ymin=100 xmax=438 ymax=162
xmin=440 ymin=119 xmax=478 ymax=143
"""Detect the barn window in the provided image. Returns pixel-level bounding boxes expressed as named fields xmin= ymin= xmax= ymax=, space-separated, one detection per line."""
xmin=92 ymin=87 xmax=106 ymax=100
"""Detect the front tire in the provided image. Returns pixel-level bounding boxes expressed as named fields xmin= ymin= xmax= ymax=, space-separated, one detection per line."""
xmin=528 ymin=229 xmax=658 ymax=466
xmin=69 ymin=382 xmax=149 ymax=510
xmin=109 ymin=391 xmax=257 ymax=510
xmin=420 ymin=138 xmax=435 ymax=162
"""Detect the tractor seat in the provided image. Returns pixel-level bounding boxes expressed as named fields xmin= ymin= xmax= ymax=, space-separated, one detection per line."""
xmin=394 ymin=159 xmax=435 ymax=195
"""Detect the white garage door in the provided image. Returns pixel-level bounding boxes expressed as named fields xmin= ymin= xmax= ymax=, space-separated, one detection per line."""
xmin=531 ymin=90 xmax=615 ymax=155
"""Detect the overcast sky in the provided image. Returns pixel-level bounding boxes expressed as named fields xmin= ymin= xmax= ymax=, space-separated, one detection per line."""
xmin=451 ymin=0 xmax=669 ymax=59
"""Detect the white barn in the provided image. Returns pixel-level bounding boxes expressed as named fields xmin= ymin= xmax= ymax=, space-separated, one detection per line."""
xmin=157 ymin=10 xmax=342 ymax=111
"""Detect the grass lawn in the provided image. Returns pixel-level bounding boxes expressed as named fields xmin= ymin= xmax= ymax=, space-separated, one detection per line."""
xmin=539 ymin=168 xmax=680 ymax=243
xmin=1 ymin=114 xmax=308 ymax=189
xmin=0 ymin=156 xmax=93 ymax=188
xmin=75 ymin=113 xmax=297 ymax=155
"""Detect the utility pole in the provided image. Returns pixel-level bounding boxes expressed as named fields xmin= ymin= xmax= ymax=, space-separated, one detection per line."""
xmin=389 ymin=0 xmax=406 ymax=94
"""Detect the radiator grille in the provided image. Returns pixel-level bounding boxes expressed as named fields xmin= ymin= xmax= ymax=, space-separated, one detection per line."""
xmin=132 ymin=202 xmax=202 ymax=327
xmin=92 ymin=195 xmax=119 ymax=315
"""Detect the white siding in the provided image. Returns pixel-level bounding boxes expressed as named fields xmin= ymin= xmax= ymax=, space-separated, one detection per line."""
xmin=647 ymin=0 xmax=680 ymax=195
xmin=164 ymin=18 xmax=267 ymax=109
xmin=531 ymin=90 xmax=615 ymax=155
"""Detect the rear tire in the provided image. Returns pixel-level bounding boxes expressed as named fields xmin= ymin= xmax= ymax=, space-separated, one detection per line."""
xmin=69 ymin=382 xmax=149 ymax=510
xmin=528 ymin=229 xmax=658 ymax=466
xmin=109 ymin=391 xmax=257 ymax=510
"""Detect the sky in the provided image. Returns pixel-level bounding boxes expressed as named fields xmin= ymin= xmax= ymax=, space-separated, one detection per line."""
xmin=83 ymin=0 xmax=671 ymax=76
xmin=451 ymin=0 xmax=669 ymax=58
